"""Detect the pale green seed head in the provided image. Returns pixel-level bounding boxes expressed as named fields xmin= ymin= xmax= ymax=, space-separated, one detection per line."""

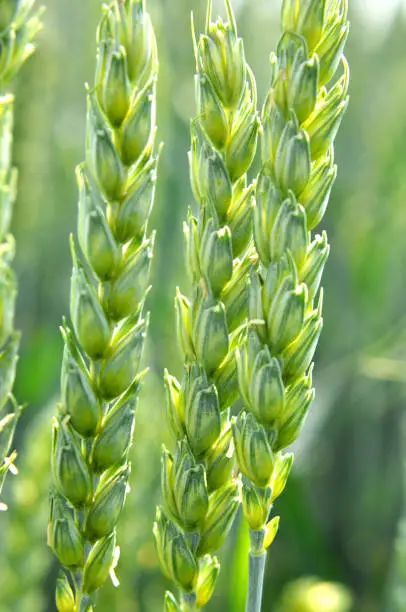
xmin=50 ymin=1 xmax=158 ymax=603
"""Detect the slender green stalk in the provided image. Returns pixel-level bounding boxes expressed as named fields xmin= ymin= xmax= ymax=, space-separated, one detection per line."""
xmin=0 ymin=0 xmax=42 ymax=509
xmin=154 ymin=0 xmax=259 ymax=609
xmin=47 ymin=1 xmax=158 ymax=609
xmin=232 ymin=1 xmax=350 ymax=610
xmin=246 ymin=553 xmax=266 ymax=612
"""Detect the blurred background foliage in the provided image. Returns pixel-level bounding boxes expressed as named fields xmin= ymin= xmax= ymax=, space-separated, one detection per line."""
xmin=0 ymin=0 xmax=405 ymax=610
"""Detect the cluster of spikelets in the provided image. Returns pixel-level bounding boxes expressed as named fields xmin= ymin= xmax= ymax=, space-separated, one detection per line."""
xmin=47 ymin=1 xmax=159 ymax=609
xmin=0 ymin=0 xmax=42 ymax=510
xmin=233 ymin=0 xmax=349 ymax=561
xmin=153 ymin=1 xmax=261 ymax=610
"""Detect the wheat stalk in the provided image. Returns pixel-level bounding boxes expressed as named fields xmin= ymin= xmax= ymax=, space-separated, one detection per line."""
xmin=231 ymin=1 xmax=350 ymax=610
xmin=47 ymin=1 xmax=158 ymax=609
xmin=154 ymin=1 xmax=259 ymax=610
xmin=0 ymin=0 xmax=42 ymax=510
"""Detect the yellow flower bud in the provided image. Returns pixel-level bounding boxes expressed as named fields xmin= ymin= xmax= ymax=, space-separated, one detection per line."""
xmin=261 ymin=91 xmax=286 ymax=165
xmin=264 ymin=515 xmax=280 ymax=550
xmin=153 ymin=508 xmax=198 ymax=592
xmin=183 ymin=212 xmax=200 ymax=283
xmin=115 ymin=157 xmax=157 ymax=243
xmin=288 ymin=55 xmax=319 ymax=124
xmin=52 ymin=418 xmax=92 ymax=508
xmin=267 ymin=280 xmax=308 ymax=354
xmin=213 ymin=345 xmax=239 ymax=408
xmin=248 ymin=348 xmax=286 ymax=426
xmin=232 ymin=412 xmax=275 ymax=488
xmin=77 ymin=166 xmax=120 ymax=280
xmin=301 ymin=231 xmax=330 ymax=300
xmin=196 ymin=73 xmax=228 ymax=149
xmin=164 ymin=591 xmax=181 ymax=612
xmin=172 ymin=440 xmax=209 ymax=530
xmin=299 ymin=152 xmax=337 ymax=230
xmin=225 ymin=103 xmax=259 ymax=183
xmin=121 ymin=2 xmax=157 ymax=85
xmin=83 ymin=532 xmax=117 ymax=594
xmin=271 ymin=194 xmax=309 ymax=270
xmin=121 ymin=81 xmax=156 ymax=166
xmin=91 ymin=376 xmax=139 ymax=473
xmin=107 ymin=235 xmax=154 ymax=320
xmin=161 ymin=446 xmax=180 ymax=522
xmin=55 ymin=571 xmax=75 ymax=612
xmin=70 ymin=243 xmax=111 ymax=361
xmin=85 ymin=466 xmax=129 ymax=541
xmin=198 ymin=7 xmax=246 ymax=110
xmin=102 ymin=47 xmax=131 ymax=127
xmin=201 ymin=142 xmax=232 ymax=220
xmin=193 ymin=298 xmax=229 ymax=375
xmin=196 ymin=555 xmax=220 ymax=608
xmin=282 ymin=0 xmax=326 ymax=51
xmin=48 ymin=492 xmax=84 ymax=570
xmin=200 ymin=220 xmax=233 ymax=296
xmin=280 ymin=309 xmax=322 ymax=382
xmin=184 ymin=380 xmax=221 ymax=457
xmin=98 ymin=318 xmax=147 ymax=400
xmin=276 ymin=386 xmax=314 ymax=451
xmin=275 ymin=129 xmax=311 ymax=195
xmin=175 ymin=289 xmax=194 ymax=361
xmin=227 ymin=182 xmax=255 ymax=258
xmin=242 ymin=482 xmax=272 ymax=531
xmin=87 ymin=112 xmax=124 ymax=201
xmin=60 ymin=325 xmax=100 ymax=438
xmin=303 ymin=71 xmax=349 ymax=159
xmin=315 ymin=15 xmax=349 ymax=86
xmin=254 ymin=171 xmax=283 ymax=266
xmin=164 ymin=370 xmax=184 ymax=438
xmin=197 ymin=481 xmax=240 ymax=555
xmin=271 ymin=453 xmax=294 ymax=502
xmin=205 ymin=425 xmax=235 ymax=492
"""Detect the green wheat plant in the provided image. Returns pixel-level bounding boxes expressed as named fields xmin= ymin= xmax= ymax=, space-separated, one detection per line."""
xmin=231 ymin=0 xmax=350 ymax=610
xmin=0 ymin=0 xmax=42 ymax=508
xmin=0 ymin=404 xmax=53 ymax=612
xmin=47 ymin=1 xmax=158 ymax=609
xmin=153 ymin=0 xmax=259 ymax=609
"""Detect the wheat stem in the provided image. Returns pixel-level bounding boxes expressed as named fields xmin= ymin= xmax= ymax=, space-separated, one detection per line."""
xmin=246 ymin=552 xmax=266 ymax=612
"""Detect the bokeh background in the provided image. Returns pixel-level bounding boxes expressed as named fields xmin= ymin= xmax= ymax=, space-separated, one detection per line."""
xmin=0 ymin=0 xmax=406 ymax=610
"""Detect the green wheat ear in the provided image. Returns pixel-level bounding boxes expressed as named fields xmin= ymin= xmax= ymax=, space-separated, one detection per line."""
xmin=0 ymin=0 xmax=42 ymax=509
xmin=47 ymin=1 xmax=159 ymax=609
xmin=154 ymin=1 xmax=259 ymax=610
xmin=232 ymin=0 xmax=350 ymax=610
